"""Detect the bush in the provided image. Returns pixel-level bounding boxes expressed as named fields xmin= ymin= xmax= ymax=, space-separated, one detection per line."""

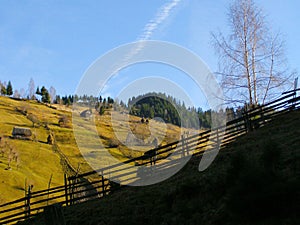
xmin=108 ymin=139 xmax=120 ymax=148
xmin=58 ymin=115 xmax=71 ymax=128
xmin=99 ymin=106 xmax=105 ymax=115
xmin=27 ymin=113 xmax=39 ymax=127
xmin=47 ymin=133 xmax=54 ymax=145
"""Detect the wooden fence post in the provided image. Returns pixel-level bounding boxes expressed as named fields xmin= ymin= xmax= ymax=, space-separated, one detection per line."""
xmin=25 ymin=185 xmax=32 ymax=218
xmin=68 ymin=178 xmax=74 ymax=206
xmin=153 ymin=149 xmax=157 ymax=165
xmin=245 ymin=111 xmax=249 ymax=132
xmin=70 ymin=176 xmax=77 ymax=205
xmin=216 ymin=128 xmax=220 ymax=147
xmin=185 ymin=135 xmax=189 ymax=156
xmin=64 ymin=174 xmax=69 ymax=206
xmin=260 ymin=107 xmax=264 ymax=126
xmin=181 ymin=135 xmax=185 ymax=157
xmin=47 ymin=174 xmax=53 ymax=206
xmin=244 ymin=110 xmax=252 ymax=133
xmin=101 ymin=170 xmax=105 ymax=197
xmin=291 ymin=90 xmax=296 ymax=110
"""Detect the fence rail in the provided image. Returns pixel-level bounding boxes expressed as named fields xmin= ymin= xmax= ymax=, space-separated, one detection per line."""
xmin=1 ymin=91 xmax=299 ymax=224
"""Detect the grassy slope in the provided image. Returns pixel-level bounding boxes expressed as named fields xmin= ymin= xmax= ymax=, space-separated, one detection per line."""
xmin=62 ymin=106 xmax=185 ymax=173
xmin=23 ymin=109 xmax=300 ymax=225
xmin=0 ymin=97 xmax=186 ymax=204
xmin=0 ymin=97 xmax=65 ymax=204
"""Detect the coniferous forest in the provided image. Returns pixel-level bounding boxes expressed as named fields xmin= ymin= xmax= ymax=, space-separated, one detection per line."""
xmin=126 ymin=92 xmax=240 ymax=129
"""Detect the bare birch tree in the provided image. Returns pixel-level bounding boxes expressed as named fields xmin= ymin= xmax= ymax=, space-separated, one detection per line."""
xmin=49 ymin=86 xmax=56 ymax=104
xmin=211 ymin=0 xmax=294 ymax=106
xmin=27 ymin=78 xmax=35 ymax=100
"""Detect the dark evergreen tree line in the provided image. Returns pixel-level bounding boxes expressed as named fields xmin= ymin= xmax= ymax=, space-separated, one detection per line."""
xmin=94 ymin=96 xmax=114 ymax=115
xmin=126 ymin=92 xmax=242 ymax=129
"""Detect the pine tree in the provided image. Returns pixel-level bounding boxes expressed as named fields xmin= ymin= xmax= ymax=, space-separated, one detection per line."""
xmin=36 ymin=86 xmax=40 ymax=95
xmin=55 ymin=95 xmax=61 ymax=104
xmin=43 ymin=91 xmax=50 ymax=103
xmin=6 ymin=81 xmax=13 ymax=96
xmin=40 ymin=86 xmax=50 ymax=103
xmin=0 ymin=83 xmax=6 ymax=95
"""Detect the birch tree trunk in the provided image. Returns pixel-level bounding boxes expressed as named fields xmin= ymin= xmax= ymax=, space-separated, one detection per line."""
xmin=211 ymin=0 xmax=293 ymax=106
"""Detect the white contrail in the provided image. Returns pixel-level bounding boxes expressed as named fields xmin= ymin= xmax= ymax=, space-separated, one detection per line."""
xmin=139 ymin=0 xmax=181 ymax=41
xmin=100 ymin=0 xmax=182 ymax=95
xmin=109 ymin=0 xmax=182 ymax=76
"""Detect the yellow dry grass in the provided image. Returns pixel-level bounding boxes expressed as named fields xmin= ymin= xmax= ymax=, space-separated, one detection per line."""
xmin=0 ymin=96 xmax=199 ymax=204
xmin=0 ymin=97 xmax=65 ymax=205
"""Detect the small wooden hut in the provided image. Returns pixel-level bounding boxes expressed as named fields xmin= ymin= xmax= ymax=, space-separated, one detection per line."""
xmin=12 ymin=127 xmax=32 ymax=139
xmin=80 ymin=109 xmax=92 ymax=119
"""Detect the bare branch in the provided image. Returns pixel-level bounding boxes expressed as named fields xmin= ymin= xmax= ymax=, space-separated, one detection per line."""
xmin=211 ymin=0 xmax=292 ymax=106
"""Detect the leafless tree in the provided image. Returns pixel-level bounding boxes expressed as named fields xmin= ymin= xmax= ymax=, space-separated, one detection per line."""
xmin=49 ymin=86 xmax=56 ymax=104
xmin=13 ymin=89 xmax=21 ymax=98
xmin=0 ymin=138 xmax=19 ymax=170
xmin=7 ymin=146 xmax=19 ymax=170
xmin=0 ymin=137 xmax=5 ymax=157
xmin=27 ymin=78 xmax=35 ymax=100
xmin=20 ymin=88 xmax=26 ymax=99
xmin=211 ymin=0 xmax=294 ymax=106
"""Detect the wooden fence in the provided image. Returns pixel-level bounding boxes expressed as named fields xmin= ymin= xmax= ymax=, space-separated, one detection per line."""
xmin=0 ymin=91 xmax=299 ymax=224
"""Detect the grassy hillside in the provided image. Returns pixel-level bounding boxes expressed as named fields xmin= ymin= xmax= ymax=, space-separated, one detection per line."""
xmin=0 ymin=97 xmax=65 ymax=204
xmin=0 ymin=96 xmax=186 ymax=204
xmin=21 ymin=109 xmax=299 ymax=225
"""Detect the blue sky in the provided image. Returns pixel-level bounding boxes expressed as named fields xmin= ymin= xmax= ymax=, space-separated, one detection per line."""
xmin=0 ymin=0 xmax=299 ymax=108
